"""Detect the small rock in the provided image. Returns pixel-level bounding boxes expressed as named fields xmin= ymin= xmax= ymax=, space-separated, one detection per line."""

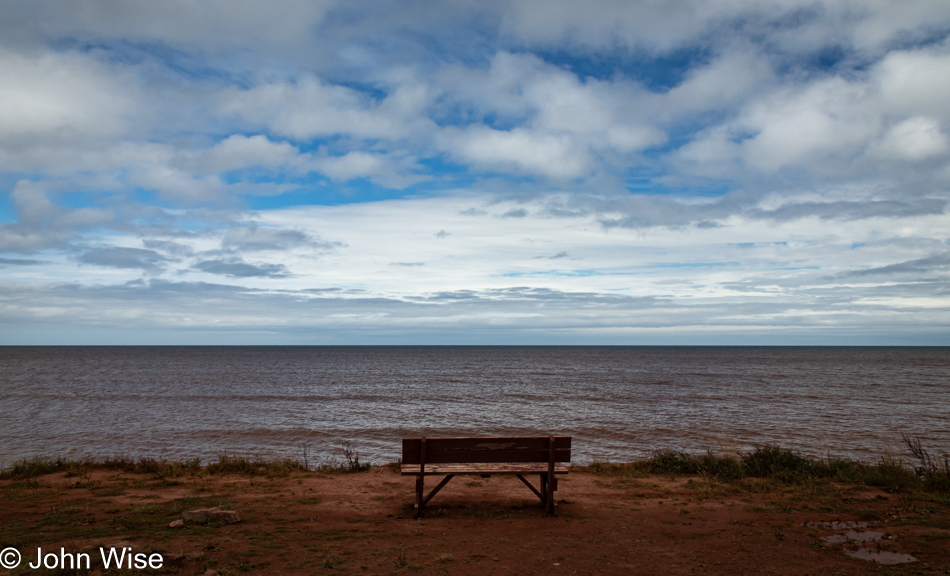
xmin=182 ymin=507 xmax=241 ymax=525
xmin=168 ymin=519 xmax=185 ymax=529
xmin=182 ymin=507 xmax=218 ymax=524
xmin=203 ymin=570 xmax=220 ymax=576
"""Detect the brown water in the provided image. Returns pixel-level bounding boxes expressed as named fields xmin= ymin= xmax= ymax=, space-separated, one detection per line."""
xmin=1 ymin=346 xmax=947 ymax=465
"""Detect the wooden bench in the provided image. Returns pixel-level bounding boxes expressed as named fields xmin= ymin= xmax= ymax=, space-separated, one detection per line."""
xmin=401 ymin=436 xmax=571 ymax=517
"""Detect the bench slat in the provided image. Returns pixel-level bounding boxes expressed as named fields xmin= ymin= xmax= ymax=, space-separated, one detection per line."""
xmin=403 ymin=448 xmax=571 ymax=464
xmin=403 ymin=436 xmax=570 ymax=451
xmin=401 ymin=462 xmax=570 ymax=476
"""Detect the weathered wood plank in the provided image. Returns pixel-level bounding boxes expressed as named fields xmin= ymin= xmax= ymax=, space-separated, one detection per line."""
xmin=402 ymin=449 xmax=571 ymax=464
xmin=402 ymin=436 xmax=571 ymax=464
xmin=400 ymin=462 xmax=570 ymax=476
xmin=402 ymin=436 xmax=570 ymax=453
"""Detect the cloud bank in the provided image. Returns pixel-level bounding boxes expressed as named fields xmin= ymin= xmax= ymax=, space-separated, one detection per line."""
xmin=1 ymin=0 xmax=948 ymax=343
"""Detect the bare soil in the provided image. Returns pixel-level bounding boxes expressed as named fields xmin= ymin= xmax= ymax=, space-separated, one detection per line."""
xmin=1 ymin=466 xmax=949 ymax=575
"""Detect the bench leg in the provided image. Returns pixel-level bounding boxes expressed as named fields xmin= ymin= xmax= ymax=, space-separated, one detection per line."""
xmin=539 ymin=473 xmax=557 ymax=514
xmin=414 ymin=475 xmax=424 ymax=519
xmin=423 ymin=474 xmax=454 ymax=507
xmin=541 ymin=474 xmax=548 ymax=510
xmin=516 ymin=474 xmax=544 ymax=503
xmin=414 ymin=475 xmax=455 ymax=518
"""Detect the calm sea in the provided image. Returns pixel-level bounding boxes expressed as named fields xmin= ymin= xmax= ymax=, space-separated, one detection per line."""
xmin=1 ymin=346 xmax=948 ymax=466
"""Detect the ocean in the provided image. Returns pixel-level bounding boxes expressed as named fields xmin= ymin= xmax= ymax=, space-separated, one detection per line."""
xmin=1 ymin=346 xmax=947 ymax=466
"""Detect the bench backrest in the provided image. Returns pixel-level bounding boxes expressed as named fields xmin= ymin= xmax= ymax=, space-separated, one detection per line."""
xmin=402 ymin=436 xmax=571 ymax=465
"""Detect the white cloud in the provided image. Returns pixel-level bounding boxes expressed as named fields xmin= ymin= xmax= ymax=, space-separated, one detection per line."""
xmin=0 ymin=49 xmax=136 ymax=144
xmin=314 ymin=151 xmax=383 ymax=180
xmin=499 ymin=0 xmax=725 ymax=52
xmin=221 ymin=225 xmax=314 ymax=252
xmin=499 ymin=0 xmax=950 ymax=57
xmin=672 ymin=43 xmax=950 ymax=184
xmin=0 ymin=0 xmax=337 ymax=58
xmin=875 ymin=47 xmax=950 ymax=118
xmin=433 ymin=51 xmax=665 ymax=179
xmin=663 ymin=49 xmax=774 ymax=115
xmin=2 ymin=193 xmax=948 ymax=342
xmin=440 ymin=126 xmax=590 ymax=179
xmin=871 ymin=117 xmax=949 ymax=161
xmin=0 ymin=181 xmax=114 ymax=253
xmin=129 ymin=165 xmax=227 ymax=204
xmin=196 ymin=135 xmax=302 ymax=174
xmin=219 ymin=75 xmax=431 ymax=141
xmin=742 ymin=77 xmax=880 ymax=171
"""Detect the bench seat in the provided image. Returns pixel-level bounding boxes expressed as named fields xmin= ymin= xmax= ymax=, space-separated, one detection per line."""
xmin=401 ymin=462 xmax=570 ymax=476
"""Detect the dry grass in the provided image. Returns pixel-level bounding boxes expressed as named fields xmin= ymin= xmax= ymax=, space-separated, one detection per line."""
xmin=588 ymin=439 xmax=950 ymax=497
xmin=0 ymin=443 xmax=378 ymax=482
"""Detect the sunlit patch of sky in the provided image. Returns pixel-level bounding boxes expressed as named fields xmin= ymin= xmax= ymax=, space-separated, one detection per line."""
xmin=500 ymin=269 xmax=641 ymax=278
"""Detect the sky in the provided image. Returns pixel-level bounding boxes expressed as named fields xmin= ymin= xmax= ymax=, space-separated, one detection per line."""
xmin=1 ymin=0 xmax=949 ymax=345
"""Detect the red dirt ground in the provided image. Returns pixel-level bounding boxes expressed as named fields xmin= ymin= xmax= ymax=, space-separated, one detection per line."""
xmin=1 ymin=466 xmax=948 ymax=575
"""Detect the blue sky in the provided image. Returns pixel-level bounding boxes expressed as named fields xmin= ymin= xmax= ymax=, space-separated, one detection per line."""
xmin=1 ymin=0 xmax=949 ymax=344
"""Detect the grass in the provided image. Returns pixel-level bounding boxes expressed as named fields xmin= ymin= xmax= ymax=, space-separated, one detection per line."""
xmin=903 ymin=432 xmax=950 ymax=493
xmin=205 ymin=453 xmax=306 ymax=477
xmin=589 ymin=437 xmax=950 ymax=496
xmin=5 ymin=437 xmax=946 ymax=496
xmin=1 ymin=444 xmax=378 ymax=481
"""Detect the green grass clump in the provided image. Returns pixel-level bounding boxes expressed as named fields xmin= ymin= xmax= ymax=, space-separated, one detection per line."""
xmin=586 ymin=461 xmax=648 ymax=476
xmin=903 ymin=433 xmax=950 ymax=493
xmin=2 ymin=456 xmax=79 ymax=479
xmin=206 ymin=443 xmax=374 ymax=475
xmin=591 ymin=438 xmax=947 ymax=495
xmin=846 ymin=460 xmax=917 ymax=493
xmin=740 ymin=445 xmax=814 ymax=481
xmin=205 ymin=453 xmax=307 ymax=477
xmin=103 ymin=456 xmax=203 ymax=477
xmin=0 ymin=455 xmax=203 ymax=480
xmin=313 ymin=443 xmax=376 ymax=473
xmin=643 ymin=449 xmax=743 ymax=481
xmin=646 ymin=450 xmax=704 ymax=475
xmin=0 ymin=443 xmax=377 ymax=480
